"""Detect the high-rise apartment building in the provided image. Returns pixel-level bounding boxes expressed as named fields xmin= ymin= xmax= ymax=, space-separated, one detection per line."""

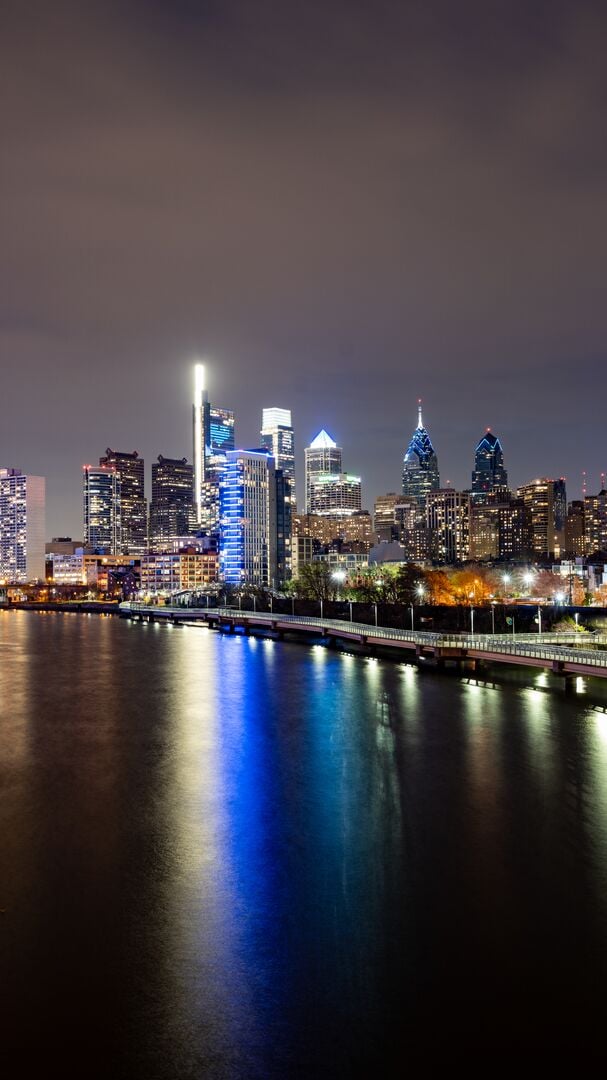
xmin=374 ymin=493 xmax=403 ymax=543
xmin=426 ymin=490 xmax=470 ymax=564
xmin=584 ymin=489 xmax=607 ymax=555
xmin=304 ymin=430 xmax=342 ymax=513
xmin=219 ymin=449 xmax=278 ymax=587
xmin=99 ymin=448 xmax=147 ymax=554
xmin=518 ymin=478 xmax=567 ymax=560
xmin=471 ymin=430 xmax=509 ymax=503
xmin=469 ymin=499 xmax=529 ymax=561
xmin=149 ymin=456 xmax=194 ymax=552
xmin=565 ymin=500 xmax=586 ymax=557
xmin=0 ymin=467 xmax=46 ymax=582
xmin=83 ymin=465 xmax=121 ymax=554
xmin=402 ymin=401 xmax=440 ymax=507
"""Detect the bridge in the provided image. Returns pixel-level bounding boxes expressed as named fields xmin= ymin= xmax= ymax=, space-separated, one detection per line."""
xmin=119 ymin=603 xmax=607 ymax=688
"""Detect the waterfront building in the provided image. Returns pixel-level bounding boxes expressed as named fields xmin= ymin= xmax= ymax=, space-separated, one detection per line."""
xmin=83 ymin=465 xmax=121 ymax=555
xmin=518 ymin=478 xmax=567 ymax=560
xmin=471 ymin=430 xmax=509 ymax=503
xmin=140 ymin=550 xmax=219 ymax=595
xmin=219 ymin=448 xmax=278 ymax=587
xmin=47 ymin=552 xmax=85 ymax=585
xmin=304 ymin=430 xmax=342 ymax=513
xmin=149 ymin=456 xmax=194 ymax=552
xmin=0 ymin=467 xmax=46 ymax=582
xmin=99 ymin=448 xmax=147 ymax=555
xmin=426 ymin=490 xmax=470 ymax=564
xmin=402 ymin=401 xmax=439 ymax=507
xmin=82 ymin=554 xmax=140 ymax=595
xmin=584 ymin=489 xmax=607 ymax=555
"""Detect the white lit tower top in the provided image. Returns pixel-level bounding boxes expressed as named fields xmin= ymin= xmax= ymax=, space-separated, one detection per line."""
xmin=192 ymin=362 xmax=209 ymax=524
xmin=261 ymin=407 xmax=295 ymax=481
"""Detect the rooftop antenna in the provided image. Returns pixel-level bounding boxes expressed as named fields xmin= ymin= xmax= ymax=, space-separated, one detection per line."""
xmin=417 ymin=398 xmax=423 ymax=429
xmin=601 ymin=471 xmax=606 ymax=492
xmin=582 ymin=470 xmax=587 ymax=499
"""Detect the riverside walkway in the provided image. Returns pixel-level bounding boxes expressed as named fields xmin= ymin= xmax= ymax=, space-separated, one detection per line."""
xmin=119 ymin=603 xmax=607 ymax=686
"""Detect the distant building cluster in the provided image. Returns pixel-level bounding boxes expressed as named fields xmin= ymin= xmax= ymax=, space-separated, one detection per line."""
xmin=1 ymin=365 xmax=606 ymax=595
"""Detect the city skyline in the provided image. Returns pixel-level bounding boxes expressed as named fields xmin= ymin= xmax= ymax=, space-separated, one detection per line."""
xmin=2 ymin=2 xmax=606 ymax=537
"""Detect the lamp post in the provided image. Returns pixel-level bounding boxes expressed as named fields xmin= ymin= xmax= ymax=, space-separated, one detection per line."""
xmin=374 ymin=603 xmax=378 ymax=628
xmin=469 ymin=591 xmax=475 ymax=635
xmin=332 ymin=569 xmax=346 ymax=601
xmin=320 ymin=598 xmax=324 ymax=620
xmin=537 ymin=604 xmax=542 ymax=634
xmin=410 ymin=603 xmax=414 ymax=630
xmin=491 ymin=601 xmax=496 ymax=635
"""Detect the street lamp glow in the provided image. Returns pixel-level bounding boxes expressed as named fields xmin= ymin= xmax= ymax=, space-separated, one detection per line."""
xmin=416 ymin=583 xmax=425 ymax=599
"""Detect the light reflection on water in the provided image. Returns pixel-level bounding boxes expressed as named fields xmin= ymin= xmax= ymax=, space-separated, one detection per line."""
xmin=3 ymin=612 xmax=607 ymax=1072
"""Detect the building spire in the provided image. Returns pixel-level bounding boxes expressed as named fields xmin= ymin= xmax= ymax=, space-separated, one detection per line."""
xmin=417 ymin=399 xmax=423 ymax=429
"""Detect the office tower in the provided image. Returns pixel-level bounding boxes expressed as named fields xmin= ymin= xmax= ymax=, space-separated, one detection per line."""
xmin=374 ymin=493 xmax=403 ymax=543
xmin=426 ymin=490 xmax=470 ymax=564
xmin=307 ymin=473 xmax=362 ymax=516
xmin=83 ymin=465 xmax=121 ymax=554
xmin=192 ymin=363 xmax=235 ymax=525
xmin=304 ymin=430 xmax=342 ymax=512
xmin=261 ymin=406 xmax=295 ymax=487
xmin=395 ymin=498 xmax=430 ymax=562
xmin=565 ymin=501 xmax=586 ymax=557
xmin=471 ymin=430 xmax=509 ymax=503
xmin=99 ymin=448 xmax=147 ymax=554
xmin=149 ymin=456 xmax=194 ymax=552
xmin=192 ymin=363 xmax=210 ymax=523
xmin=518 ymin=478 xmax=567 ymax=559
xmin=219 ymin=449 xmax=278 ymax=587
xmin=469 ymin=499 xmax=529 ymax=561
xmin=584 ymin=488 xmax=607 ymax=555
xmin=402 ymin=401 xmax=439 ymax=507
xmin=0 ymin=467 xmax=46 ymax=582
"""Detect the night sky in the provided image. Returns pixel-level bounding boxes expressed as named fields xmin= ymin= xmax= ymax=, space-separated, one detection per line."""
xmin=2 ymin=0 xmax=606 ymax=537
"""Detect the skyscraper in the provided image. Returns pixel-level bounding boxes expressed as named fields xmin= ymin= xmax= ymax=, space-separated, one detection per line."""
xmin=261 ymin=408 xmax=295 ymax=483
xmin=518 ymin=478 xmax=567 ymax=559
xmin=402 ymin=401 xmax=440 ymax=507
xmin=83 ymin=465 xmax=121 ymax=554
xmin=471 ymin=430 xmax=508 ymax=502
xmin=426 ymin=490 xmax=470 ymax=564
xmin=99 ymin=448 xmax=147 ymax=554
xmin=192 ymin=363 xmax=235 ymax=528
xmin=304 ymin=430 xmax=342 ymax=513
xmin=219 ymin=449 xmax=277 ymax=587
xmin=149 ymin=456 xmax=194 ymax=552
xmin=0 ymin=467 xmax=46 ymax=582
xmin=307 ymin=473 xmax=362 ymax=517
xmin=584 ymin=489 xmax=607 ymax=555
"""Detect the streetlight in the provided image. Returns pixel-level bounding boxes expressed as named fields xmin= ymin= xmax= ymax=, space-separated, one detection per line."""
xmin=537 ymin=604 xmax=542 ymax=634
xmin=409 ymin=603 xmax=414 ymax=630
xmin=523 ymin=571 xmax=534 ymax=594
xmin=491 ymin=601 xmax=496 ymax=635
xmin=502 ymin=573 xmax=511 ymax=597
xmin=332 ymin=569 xmax=346 ymax=599
xmin=469 ymin=591 xmax=474 ymax=635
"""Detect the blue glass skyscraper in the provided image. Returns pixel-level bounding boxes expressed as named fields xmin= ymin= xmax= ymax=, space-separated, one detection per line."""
xmin=471 ymin=430 xmax=508 ymax=502
xmin=402 ymin=401 xmax=439 ymax=507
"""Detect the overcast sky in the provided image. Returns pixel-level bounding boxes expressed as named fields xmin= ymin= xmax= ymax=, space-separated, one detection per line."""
xmin=1 ymin=0 xmax=606 ymax=537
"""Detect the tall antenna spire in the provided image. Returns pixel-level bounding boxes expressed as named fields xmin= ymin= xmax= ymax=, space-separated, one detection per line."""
xmin=582 ymin=470 xmax=587 ymax=499
xmin=417 ymin=398 xmax=423 ymax=429
xmin=601 ymin=471 xmax=606 ymax=492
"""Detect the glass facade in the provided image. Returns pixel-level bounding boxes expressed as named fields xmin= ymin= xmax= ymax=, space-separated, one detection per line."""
xmin=219 ymin=449 xmax=280 ymax=587
xmin=0 ymin=468 xmax=46 ymax=582
xmin=471 ymin=430 xmax=508 ymax=503
xmin=149 ymin=456 xmax=194 ymax=552
xmin=83 ymin=465 xmax=121 ymax=554
xmin=99 ymin=448 xmax=147 ymax=555
xmin=304 ymin=430 xmax=342 ymax=513
xmin=402 ymin=403 xmax=439 ymax=507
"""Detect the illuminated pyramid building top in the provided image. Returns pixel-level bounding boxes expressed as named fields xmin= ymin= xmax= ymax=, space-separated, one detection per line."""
xmin=471 ymin=429 xmax=508 ymax=502
xmin=402 ymin=400 xmax=440 ymax=507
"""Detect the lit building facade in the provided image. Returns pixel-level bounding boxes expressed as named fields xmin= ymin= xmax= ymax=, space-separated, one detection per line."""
xmin=99 ymin=448 xmax=147 ymax=555
xmin=584 ymin=490 xmax=607 ymax=555
xmin=402 ymin=402 xmax=439 ymax=507
xmin=140 ymin=551 xmax=219 ymax=594
xmin=304 ymin=430 xmax=342 ymax=513
xmin=219 ymin=449 xmax=278 ymax=587
xmin=0 ymin=468 xmax=46 ymax=582
xmin=471 ymin=430 xmax=509 ymax=503
xmin=308 ymin=473 xmax=362 ymax=517
xmin=192 ymin=363 xmax=235 ymax=527
xmin=469 ymin=500 xmax=529 ymax=561
xmin=83 ymin=465 xmax=121 ymax=554
xmin=518 ymin=478 xmax=567 ymax=560
xmin=565 ymin=501 xmax=586 ymax=557
xmin=149 ymin=456 xmax=194 ymax=552
xmin=426 ymin=490 xmax=470 ymax=564
xmin=293 ymin=511 xmax=372 ymax=548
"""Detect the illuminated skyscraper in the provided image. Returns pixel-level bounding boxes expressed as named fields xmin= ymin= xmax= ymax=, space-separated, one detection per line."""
xmin=304 ymin=430 xmax=342 ymax=513
xmin=192 ymin=362 xmax=235 ymax=528
xmin=518 ymin=478 xmax=567 ymax=559
xmin=584 ymin=489 xmax=607 ymax=555
xmin=426 ymin=490 xmax=470 ymax=564
xmin=471 ymin=430 xmax=508 ymax=503
xmin=402 ymin=401 xmax=439 ymax=507
xmin=219 ymin=449 xmax=277 ymax=587
xmin=149 ymin=456 xmax=194 ymax=552
xmin=83 ymin=465 xmax=121 ymax=554
xmin=99 ymin=448 xmax=146 ymax=554
xmin=0 ymin=467 xmax=46 ymax=582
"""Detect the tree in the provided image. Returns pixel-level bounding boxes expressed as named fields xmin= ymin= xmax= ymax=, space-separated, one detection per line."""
xmin=292 ymin=562 xmax=334 ymax=600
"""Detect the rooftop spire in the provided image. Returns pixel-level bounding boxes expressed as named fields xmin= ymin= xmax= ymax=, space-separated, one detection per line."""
xmin=417 ymin=399 xmax=423 ymax=429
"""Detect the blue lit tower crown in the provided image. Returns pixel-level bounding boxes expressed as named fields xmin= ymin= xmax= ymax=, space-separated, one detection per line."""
xmin=402 ymin=401 xmax=439 ymax=506
xmin=471 ymin=429 xmax=508 ymax=502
